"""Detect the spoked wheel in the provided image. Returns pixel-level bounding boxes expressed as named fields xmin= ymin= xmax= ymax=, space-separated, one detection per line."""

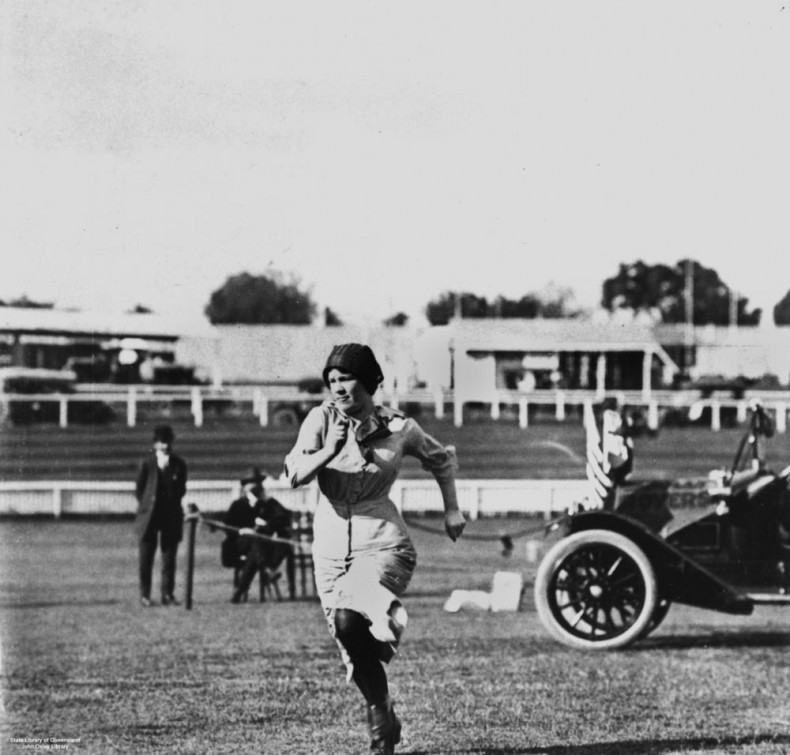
xmin=535 ymin=529 xmax=657 ymax=650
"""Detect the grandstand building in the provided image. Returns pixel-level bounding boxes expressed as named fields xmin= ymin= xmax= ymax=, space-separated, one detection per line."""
xmin=0 ymin=306 xmax=215 ymax=383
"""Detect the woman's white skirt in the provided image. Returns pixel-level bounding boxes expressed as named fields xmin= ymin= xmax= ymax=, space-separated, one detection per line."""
xmin=312 ymin=495 xmax=417 ymax=677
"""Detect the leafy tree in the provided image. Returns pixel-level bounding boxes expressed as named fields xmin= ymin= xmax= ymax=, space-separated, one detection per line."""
xmin=425 ymin=292 xmax=490 ymax=325
xmin=425 ymin=287 xmax=580 ymax=325
xmin=601 ymin=259 xmax=761 ymax=325
xmin=492 ymin=286 xmax=580 ymax=319
xmin=492 ymin=294 xmax=541 ymax=318
xmin=324 ymin=307 xmax=343 ymax=326
xmin=774 ymin=289 xmax=790 ymax=325
xmin=205 ymin=271 xmax=316 ymax=325
xmin=383 ymin=312 xmax=409 ymax=327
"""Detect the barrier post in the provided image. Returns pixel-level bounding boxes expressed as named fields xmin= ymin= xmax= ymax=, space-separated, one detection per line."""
xmin=184 ymin=503 xmax=199 ymax=610
xmin=59 ymin=396 xmax=68 ymax=428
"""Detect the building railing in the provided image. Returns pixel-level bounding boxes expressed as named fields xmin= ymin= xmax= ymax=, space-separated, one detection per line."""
xmin=0 ymin=479 xmax=589 ymax=520
xmin=1 ymin=386 xmax=789 ymax=431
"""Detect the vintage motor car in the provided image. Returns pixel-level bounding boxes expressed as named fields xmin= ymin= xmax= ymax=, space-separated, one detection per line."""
xmin=534 ymin=401 xmax=790 ymax=650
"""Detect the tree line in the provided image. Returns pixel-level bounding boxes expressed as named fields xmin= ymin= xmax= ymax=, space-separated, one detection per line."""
xmin=203 ymin=259 xmax=783 ymax=327
xmin=6 ymin=259 xmax=789 ymax=326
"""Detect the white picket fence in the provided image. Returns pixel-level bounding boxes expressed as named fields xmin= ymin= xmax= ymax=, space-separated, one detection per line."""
xmin=0 ymin=478 xmax=589 ymax=520
xmin=3 ymin=385 xmax=789 ymax=430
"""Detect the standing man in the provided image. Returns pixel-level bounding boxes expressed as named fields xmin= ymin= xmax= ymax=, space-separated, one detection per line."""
xmin=135 ymin=424 xmax=188 ymax=607
xmin=224 ymin=467 xmax=292 ymax=603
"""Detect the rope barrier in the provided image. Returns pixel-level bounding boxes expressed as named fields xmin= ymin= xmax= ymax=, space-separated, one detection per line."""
xmin=199 ymin=514 xmax=311 ymax=551
xmin=182 ymin=505 xmax=316 ymax=608
xmin=402 ymin=513 xmax=566 ymax=543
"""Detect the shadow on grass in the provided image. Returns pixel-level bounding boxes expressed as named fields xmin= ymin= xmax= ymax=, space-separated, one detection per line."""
xmin=638 ymin=629 xmax=790 ymax=651
xmin=435 ymin=733 xmax=790 ymax=754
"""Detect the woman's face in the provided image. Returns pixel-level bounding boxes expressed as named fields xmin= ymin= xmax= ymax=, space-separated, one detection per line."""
xmin=327 ymin=368 xmax=369 ymax=414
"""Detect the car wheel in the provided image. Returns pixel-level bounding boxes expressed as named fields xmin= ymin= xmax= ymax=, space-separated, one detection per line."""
xmin=535 ymin=529 xmax=657 ymax=650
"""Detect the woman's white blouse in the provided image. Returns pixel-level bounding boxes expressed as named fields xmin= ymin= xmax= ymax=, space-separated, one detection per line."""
xmin=284 ymin=401 xmax=456 ymax=505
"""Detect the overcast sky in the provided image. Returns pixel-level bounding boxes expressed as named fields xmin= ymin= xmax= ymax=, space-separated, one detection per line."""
xmin=2 ymin=1 xmax=789 ymax=325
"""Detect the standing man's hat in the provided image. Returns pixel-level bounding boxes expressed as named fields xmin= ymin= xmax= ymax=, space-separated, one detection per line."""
xmin=152 ymin=424 xmax=175 ymax=443
xmin=240 ymin=466 xmax=267 ymax=484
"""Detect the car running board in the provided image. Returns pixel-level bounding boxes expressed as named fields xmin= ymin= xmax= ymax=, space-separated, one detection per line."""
xmin=744 ymin=593 xmax=790 ymax=605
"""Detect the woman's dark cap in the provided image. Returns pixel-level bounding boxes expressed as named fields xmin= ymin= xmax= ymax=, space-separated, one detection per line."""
xmin=322 ymin=343 xmax=384 ymax=395
xmin=152 ymin=424 xmax=175 ymax=443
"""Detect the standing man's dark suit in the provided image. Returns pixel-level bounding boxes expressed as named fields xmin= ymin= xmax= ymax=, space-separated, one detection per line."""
xmin=135 ymin=424 xmax=188 ymax=607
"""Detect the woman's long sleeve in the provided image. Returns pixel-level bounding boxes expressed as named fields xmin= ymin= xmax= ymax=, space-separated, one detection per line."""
xmin=405 ymin=421 xmax=460 ymax=513
xmin=283 ymin=407 xmax=326 ymax=487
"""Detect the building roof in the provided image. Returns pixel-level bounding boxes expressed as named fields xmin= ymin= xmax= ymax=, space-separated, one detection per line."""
xmin=0 ymin=307 xmax=217 ymax=339
xmin=450 ymin=317 xmax=661 ymax=352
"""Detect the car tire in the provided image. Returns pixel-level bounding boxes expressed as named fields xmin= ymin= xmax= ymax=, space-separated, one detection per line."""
xmin=638 ymin=598 xmax=671 ymax=639
xmin=535 ymin=529 xmax=658 ymax=650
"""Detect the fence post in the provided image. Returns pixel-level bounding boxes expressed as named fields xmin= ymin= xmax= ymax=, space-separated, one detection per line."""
xmin=59 ymin=396 xmax=68 ymax=428
xmin=252 ymin=388 xmax=261 ymax=417
xmin=191 ymin=387 xmax=203 ymax=428
xmin=184 ymin=503 xmax=199 ymax=610
xmin=519 ymin=397 xmax=529 ymax=429
xmin=582 ymin=398 xmax=594 ymax=426
xmin=433 ymin=390 xmax=444 ymax=420
xmin=467 ymin=482 xmax=480 ymax=522
xmin=711 ymin=400 xmax=721 ymax=432
xmin=127 ymin=388 xmax=137 ymax=428
xmin=555 ymin=390 xmax=565 ymax=421
xmin=776 ymin=402 xmax=787 ymax=433
xmin=647 ymin=400 xmax=659 ymax=431
xmin=454 ymin=395 xmax=463 ymax=428
xmin=259 ymin=396 xmax=269 ymax=427
xmin=52 ymin=486 xmax=62 ymax=518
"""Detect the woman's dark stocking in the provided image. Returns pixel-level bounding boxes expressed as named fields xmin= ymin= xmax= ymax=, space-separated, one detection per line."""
xmin=334 ymin=608 xmax=389 ymax=705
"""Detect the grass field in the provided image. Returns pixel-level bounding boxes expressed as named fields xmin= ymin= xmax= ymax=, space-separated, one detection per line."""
xmin=2 ymin=518 xmax=790 ymax=754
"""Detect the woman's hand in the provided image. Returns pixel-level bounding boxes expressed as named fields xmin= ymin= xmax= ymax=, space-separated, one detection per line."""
xmin=325 ymin=414 xmax=349 ymax=457
xmin=444 ymin=510 xmax=466 ymax=542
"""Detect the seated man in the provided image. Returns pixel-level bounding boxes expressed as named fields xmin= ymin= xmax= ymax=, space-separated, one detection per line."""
xmin=224 ymin=467 xmax=293 ymax=603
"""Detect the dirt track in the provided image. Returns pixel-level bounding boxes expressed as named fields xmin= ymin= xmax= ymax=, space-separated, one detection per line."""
xmin=2 ymin=417 xmax=786 ymax=482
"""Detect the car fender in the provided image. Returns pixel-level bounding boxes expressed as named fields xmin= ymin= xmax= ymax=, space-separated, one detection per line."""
xmin=563 ymin=510 xmax=753 ymax=615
